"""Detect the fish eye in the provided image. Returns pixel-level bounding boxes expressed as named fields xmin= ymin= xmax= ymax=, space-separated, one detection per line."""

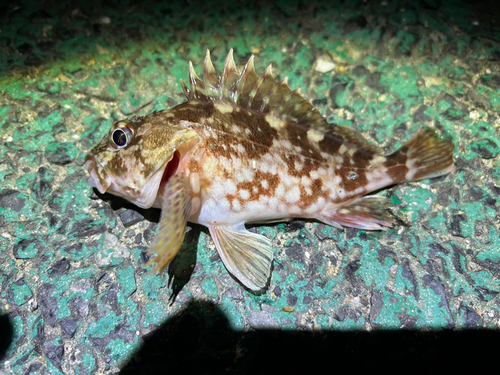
xmin=109 ymin=122 xmax=134 ymax=149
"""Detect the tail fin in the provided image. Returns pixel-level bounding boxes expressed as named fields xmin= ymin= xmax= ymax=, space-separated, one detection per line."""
xmin=387 ymin=127 xmax=454 ymax=182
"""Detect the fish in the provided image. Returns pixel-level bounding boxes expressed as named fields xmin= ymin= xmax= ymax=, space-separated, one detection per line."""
xmin=85 ymin=49 xmax=455 ymax=291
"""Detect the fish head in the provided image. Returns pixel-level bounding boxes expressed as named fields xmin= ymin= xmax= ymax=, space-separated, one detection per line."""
xmin=85 ymin=113 xmax=198 ymax=209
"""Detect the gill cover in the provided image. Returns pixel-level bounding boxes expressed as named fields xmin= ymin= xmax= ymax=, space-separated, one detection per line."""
xmin=86 ymin=114 xmax=198 ymax=209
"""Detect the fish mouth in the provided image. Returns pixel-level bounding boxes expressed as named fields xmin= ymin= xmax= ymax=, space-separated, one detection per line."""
xmin=84 ymin=151 xmax=180 ymax=208
xmin=85 ymin=154 xmax=110 ymax=195
xmin=157 ymin=151 xmax=180 ymax=194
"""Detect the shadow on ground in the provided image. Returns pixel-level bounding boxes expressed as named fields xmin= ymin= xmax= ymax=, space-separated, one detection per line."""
xmin=121 ymin=300 xmax=498 ymax=374
xmin=0 ymin=314 xmax=14 ymax=362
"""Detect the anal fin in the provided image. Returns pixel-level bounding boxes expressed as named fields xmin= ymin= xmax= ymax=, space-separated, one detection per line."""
xmin=318 ymin=196 xmax=395 ymax=231
xmin=146 ymin=174 xmax=191 ymax=273
xmin=209 ymin=224 xmax=273 ymax=291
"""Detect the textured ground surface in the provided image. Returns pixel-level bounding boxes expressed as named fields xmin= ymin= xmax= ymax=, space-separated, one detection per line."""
xmin=1 ymin=0 xmax=499 ymax=373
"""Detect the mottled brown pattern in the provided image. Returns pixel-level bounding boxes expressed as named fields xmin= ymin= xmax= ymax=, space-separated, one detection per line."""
xmin=169 ymin=102 xmax=281 ymax=160
xmin=213 ymin=108 xmax=279 ymax=160
xmin=108 ymin=153 xmax=127 ymax=176
xmin=205 ymin=134 xmax=237 ymax=158
xmin=282 ymin=154 xmax=321 ymax=178
xmin=228 ymin=170 xmax=280 ymax=208
xmin=234 ymin=110 xmax=277 ymax=148
xmin=239 ymin=140 xmax=266 ymax=159
xmin=92 ymin=141 xmax=110 ymax=155
xmin=336 ymin=149 xmax=375 ymax=192
xmin=168 ymin=101 xmax=212 ymax=124
xmin=318 ymin=133 xmax=344 ymax=156
xmin=187 ymin=159 xmax=200 ymax=173
xmin=286 ymin=122 xmax=326 ymax=163
xmin=384 ymin=147 xmax=409 ymax=183
xmin=299 ymin=178 xmax=327 ymax=208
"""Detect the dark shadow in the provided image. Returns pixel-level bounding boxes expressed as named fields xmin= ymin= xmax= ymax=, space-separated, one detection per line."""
xmin=121 ymin=300 xmax=499 ymax=374
xmin=167 ymin=225 xmax=201 ymax=305
xmin=91 ymin=189 xmax=161 ymax=223
xmin=0 ymin=313 xmax=14 ymax=362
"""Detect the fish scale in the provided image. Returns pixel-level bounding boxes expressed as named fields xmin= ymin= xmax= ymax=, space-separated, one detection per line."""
xmin=85 ymin=49 xmax=455 ymax=291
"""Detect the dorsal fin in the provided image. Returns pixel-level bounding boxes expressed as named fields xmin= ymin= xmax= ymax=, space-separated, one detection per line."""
xmin=181 ymin=50 xmax=383 ymax=154
xmin=181 ymin=49 xmax=329 ymax=129
xmin=330 ymin=126 xmax=383 ymax=154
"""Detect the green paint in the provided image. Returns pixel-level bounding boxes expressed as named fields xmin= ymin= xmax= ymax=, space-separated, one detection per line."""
xmin=45 ymin=141 xmax=80 ymax=163
xmin=0 ymin=163 xmax=15 ymax=180
xmin=0 ymin=192 xmax=29 ymax=221
xmin=10 ymin=312 xmax=23 ymax=343
xmin=416 ymin=284 xmax=451 ymax=328
xmin=357 ymin=245 xmax=392 ymax=289
xmin=61 ymin=243 xmax=94 ymax=261
xmin=315 ymin=314 xmax=330 ymax=330
xmin=399 ymin=187 xmax=437 ymax=223
xmin=476 ymin=249 xmax=500 ymax=263
xmin=117 ymin=266 xmax=137 ymax=300
xmin=427 ymin=210 xmax=449 ymax=231
xmin=9 ymin=279 xmax=33 ymax=306
xmin=470 ymin=139 xmax=499 ymax=159
xmin=201 ymin=277 xmax=219 ymax=299
xmin=98 ymin=208 xmax=116 ymax=228
xmin=16 ymin=172 xmax=38 ymax=190
xmin=382 ymin=66 xmax=422 ymax=100
xmin=2 ymin=1 xmax=500 ymax=372
xmin=86 ymin=310 xmax=122 ymax=338
xmin=331 ymin=315 xmax=366 ymax=331
xmin=80 ymin=348 xmax=97 ymax=374
xmin=14 ymin=238 xmax=38 ymax=259
xmin=372 ymin=293 xmax=405 ymax=327
xmin=143 ymin=300 xmax=171 ymax=328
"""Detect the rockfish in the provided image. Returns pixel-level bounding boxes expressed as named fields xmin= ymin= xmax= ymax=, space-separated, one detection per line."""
xmin=85 ymin=50 xmax=454 ymax=290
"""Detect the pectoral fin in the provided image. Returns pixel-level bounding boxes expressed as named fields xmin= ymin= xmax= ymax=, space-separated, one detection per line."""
xmin=209 ymin=224 xmax=273 ymax=291
xmin=147 ymin=173 xmax=191 ymax=273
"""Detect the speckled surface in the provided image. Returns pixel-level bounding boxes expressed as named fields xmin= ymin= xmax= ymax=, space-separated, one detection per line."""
xmin=1 ymin=0 xmax=500 ymax=373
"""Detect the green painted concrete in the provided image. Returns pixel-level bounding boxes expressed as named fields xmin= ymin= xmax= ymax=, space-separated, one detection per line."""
xmin=1 ymin=0 xmax=500 ymax=373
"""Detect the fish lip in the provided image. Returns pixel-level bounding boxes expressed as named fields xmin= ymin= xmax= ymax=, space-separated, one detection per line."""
xmin=85 ymin=154 xmax=110 ymax=195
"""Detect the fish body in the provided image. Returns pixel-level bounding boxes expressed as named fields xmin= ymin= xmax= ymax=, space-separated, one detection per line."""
xmin=86 ymin=50 xmax=454 ymax=290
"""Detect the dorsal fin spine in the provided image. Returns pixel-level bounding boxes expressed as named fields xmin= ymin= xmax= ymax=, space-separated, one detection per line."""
xmin=180 ymin=79 xmax=190 ymax=99
xmin=221 ymin=49 xmax=240 ymax=102
xmin=203 ymin=49 xmax=220 ymax=100
xmin=189 ymin=61 xmax=205 ymax=99
xmin=188 ymin=61 xmax=198 ymax=87
xmin=263 ymin=76 xmax=287 ymax=111
xmin=183 ymin=50 xmax=328 ymax=130
xmin=237 ymin=55 xmax=258 ymax=106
